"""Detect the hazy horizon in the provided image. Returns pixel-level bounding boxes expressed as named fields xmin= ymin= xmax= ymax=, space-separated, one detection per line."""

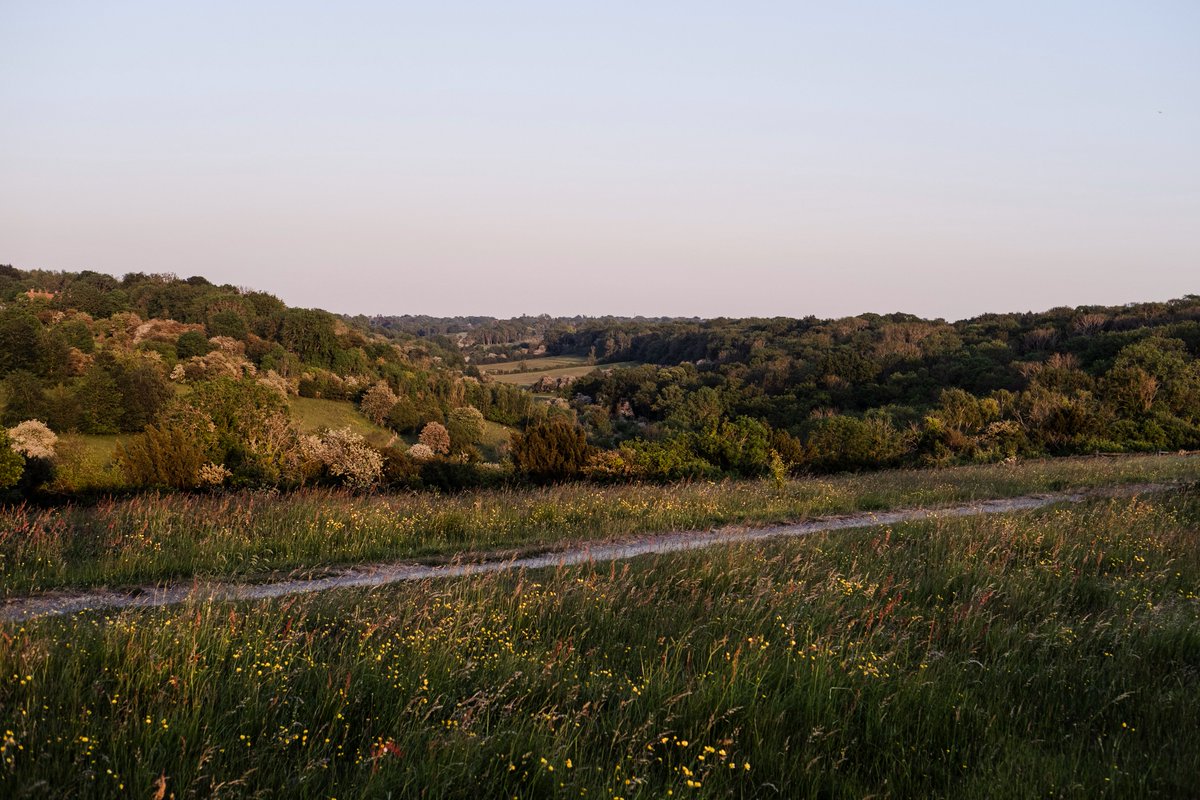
xmin=3 ymin=2 xmax=1197 ymax=320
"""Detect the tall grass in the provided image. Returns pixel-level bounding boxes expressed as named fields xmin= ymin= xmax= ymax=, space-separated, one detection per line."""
xmin=2 ymin=487 xmax=1197 ymax=797
xmin=2 ymin=454 xmax=1198 ymax=594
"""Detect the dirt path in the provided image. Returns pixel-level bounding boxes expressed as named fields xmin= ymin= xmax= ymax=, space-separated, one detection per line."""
xmin=0 ymin=482 xmax=1175 ymax=624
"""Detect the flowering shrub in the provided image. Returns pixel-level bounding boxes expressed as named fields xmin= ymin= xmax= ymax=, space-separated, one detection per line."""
xmin=360 ymin=381 xmax=399 ymax=426
xmin=7 ymin=420 xmax=58 ymax=461
xmin=419 ymin=422 xmax=451 ymax=455
xmin=301 ymin=427 xmax=383 ymax=490
xmin=408 ymin=443 xmax=435 ymax=461
xmin=196 ymin=462 xmax=232 ymax=487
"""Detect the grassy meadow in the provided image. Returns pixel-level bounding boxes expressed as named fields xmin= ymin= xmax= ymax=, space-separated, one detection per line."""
xmin=288 ymin=398 xmax=397 ymax=449
xmin=1 ymin=454 xmax=1198 ymax=595
xmin=478 ymin=355 xmax=639 ymax=387
xmin=476 ymin=355 xmax=593 ymax=374
xmin=49 ymin=434 xmax=128 ymax=493
xmin=2 ymin=486 xmax=1198 ymax=798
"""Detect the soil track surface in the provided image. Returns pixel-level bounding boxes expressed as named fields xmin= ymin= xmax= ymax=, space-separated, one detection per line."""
xmin=1 ymin=482 xmax=1174 ymax=623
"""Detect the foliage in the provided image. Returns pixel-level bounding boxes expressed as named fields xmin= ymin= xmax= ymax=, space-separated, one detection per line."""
xmin=359 ymin=380 xmax=398 ymax=426
xmin=408 ymin=443 xmax=435 ymax=461
xmin=804 ymin=413 xmax=909 ymax=472
xmin=3 ymin=265 xmax=1200 ymax=489
xmin=446 ymin=406 xmax=485 ymax=450
xmin=280 ymin=308 xmax=339 ymax=368
xmin=418 ymin=422 xmax=452 ymax=455
xmin=187 ymin=377 xmax=303 ymax=485
xmin=118 ymin=414 xmax=216 ymax=489
xmin=174 ymin=330 xmax=213 ymax=359
xmin=510 ymin=418 xmax=592 ymax=481
xmin=7 ymin=420 xmax=57 ymax=460
xmin=301 ymin=427 xmax=384 ymax=490
xmin=0 ymin=429 xmax=23 ymax=489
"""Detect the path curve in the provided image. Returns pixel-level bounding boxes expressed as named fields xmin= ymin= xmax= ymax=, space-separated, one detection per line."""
xmin=0 ymin=482 xmax=1175 ymax=623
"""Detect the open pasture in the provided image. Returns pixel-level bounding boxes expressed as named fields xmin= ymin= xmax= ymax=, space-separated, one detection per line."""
xmin=478 ymin=356 xmax=639 ymax=388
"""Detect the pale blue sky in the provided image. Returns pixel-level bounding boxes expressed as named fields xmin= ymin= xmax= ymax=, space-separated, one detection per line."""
xmin=1 ymin=2 xmax=1197 ymax=318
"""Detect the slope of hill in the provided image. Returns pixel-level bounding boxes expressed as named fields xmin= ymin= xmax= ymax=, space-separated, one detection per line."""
xmin=2 ymin=263 xmax=1198 ymax=496
xmin=0 ymin=265 xmax=538 ymax=495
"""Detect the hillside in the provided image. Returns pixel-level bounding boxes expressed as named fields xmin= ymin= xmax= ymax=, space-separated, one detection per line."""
xmin=0 ymin=266 xmax=535 ymax=495
xmin=2 ymin=264 xmax=1199 ymax=497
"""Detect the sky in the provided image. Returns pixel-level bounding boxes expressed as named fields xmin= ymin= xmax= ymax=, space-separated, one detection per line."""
xmin=1 ymin=1 xmax=1197 ymax=320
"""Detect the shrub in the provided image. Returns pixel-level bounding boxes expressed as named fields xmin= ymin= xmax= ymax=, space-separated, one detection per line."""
xmin=418 ymin=459 xmax=511 ymax=491
xmin=175 ymin=330 xmax=213 ymax=359
xmin=690 ymin=417 xmax=774 ymax=477
xmin=447 ymin=406 xmax=486 ymax=450
xmin=804 ymin=414 xmax=908 ymax=472
xmin=0 ymin=429 xmax=24 ymax=489
xmin=119 ymin=418 xmax=216 ymax=489
xmin=621 ymin=437 xmax=718 ymax=482
xmin=407 ymin=443 xmax=436 ymax=461
xmin=7 ymin=420 xmax=57 ymax=460
xmin=387 ymin=397 xmax=445 ymax=433
xmin=196 ymin=462 xmax=232 ymax=488
xmin=581 ymin=448 xmax=640 ymax=482
xmin=381 ymin=445 xmax=422 ymax=489
xmin=360 ymin=381 xmax=399 ymax=426
xmin=419 ymin=422 xmax=452 ymax=455
xmin=185 ymin=377 xmax=303 ymax=485
xmin=511 ymin=418 xmax=592 ymax=482
xmin=301 ymin=427 xmax=383 ymax=490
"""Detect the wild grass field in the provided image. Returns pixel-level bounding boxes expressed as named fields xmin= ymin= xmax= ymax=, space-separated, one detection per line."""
xmin=2 ymin=486 xmax=1197 ymax=798
xmin=1 ymin=454 xmax=1197 ymax=595
xmin=478 ymin=419 xmax=516 ymax=462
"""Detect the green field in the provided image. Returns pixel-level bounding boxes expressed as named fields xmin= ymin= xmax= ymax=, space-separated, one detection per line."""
xmin=288 ymin=397 xmax=397 ymax=448
xmin=51 ymin=433 xmax=128 ymax=492
xmin=476 ymin=355 xmax=592 ymax=374
xmin=478 ymin=355 xmax=638 ymax=388
xmin=2 ymin=454 xmax=1197 ymax=595
xmin=478 ymin=419 xmax=514 ymax=461
xmin=3 ymin=484 xmax=1198 ymax=798
xmin=290 ymin=397 xmax=513 ymax=460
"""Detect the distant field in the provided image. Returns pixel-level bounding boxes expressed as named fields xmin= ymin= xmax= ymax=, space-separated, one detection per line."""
xmin=477 ymin=355 xmax=592 ymax=374
xmin=480 ymin=355 xmax=639 ymax=387
xmin=288 ymin=397 xmax=396 ymax=448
